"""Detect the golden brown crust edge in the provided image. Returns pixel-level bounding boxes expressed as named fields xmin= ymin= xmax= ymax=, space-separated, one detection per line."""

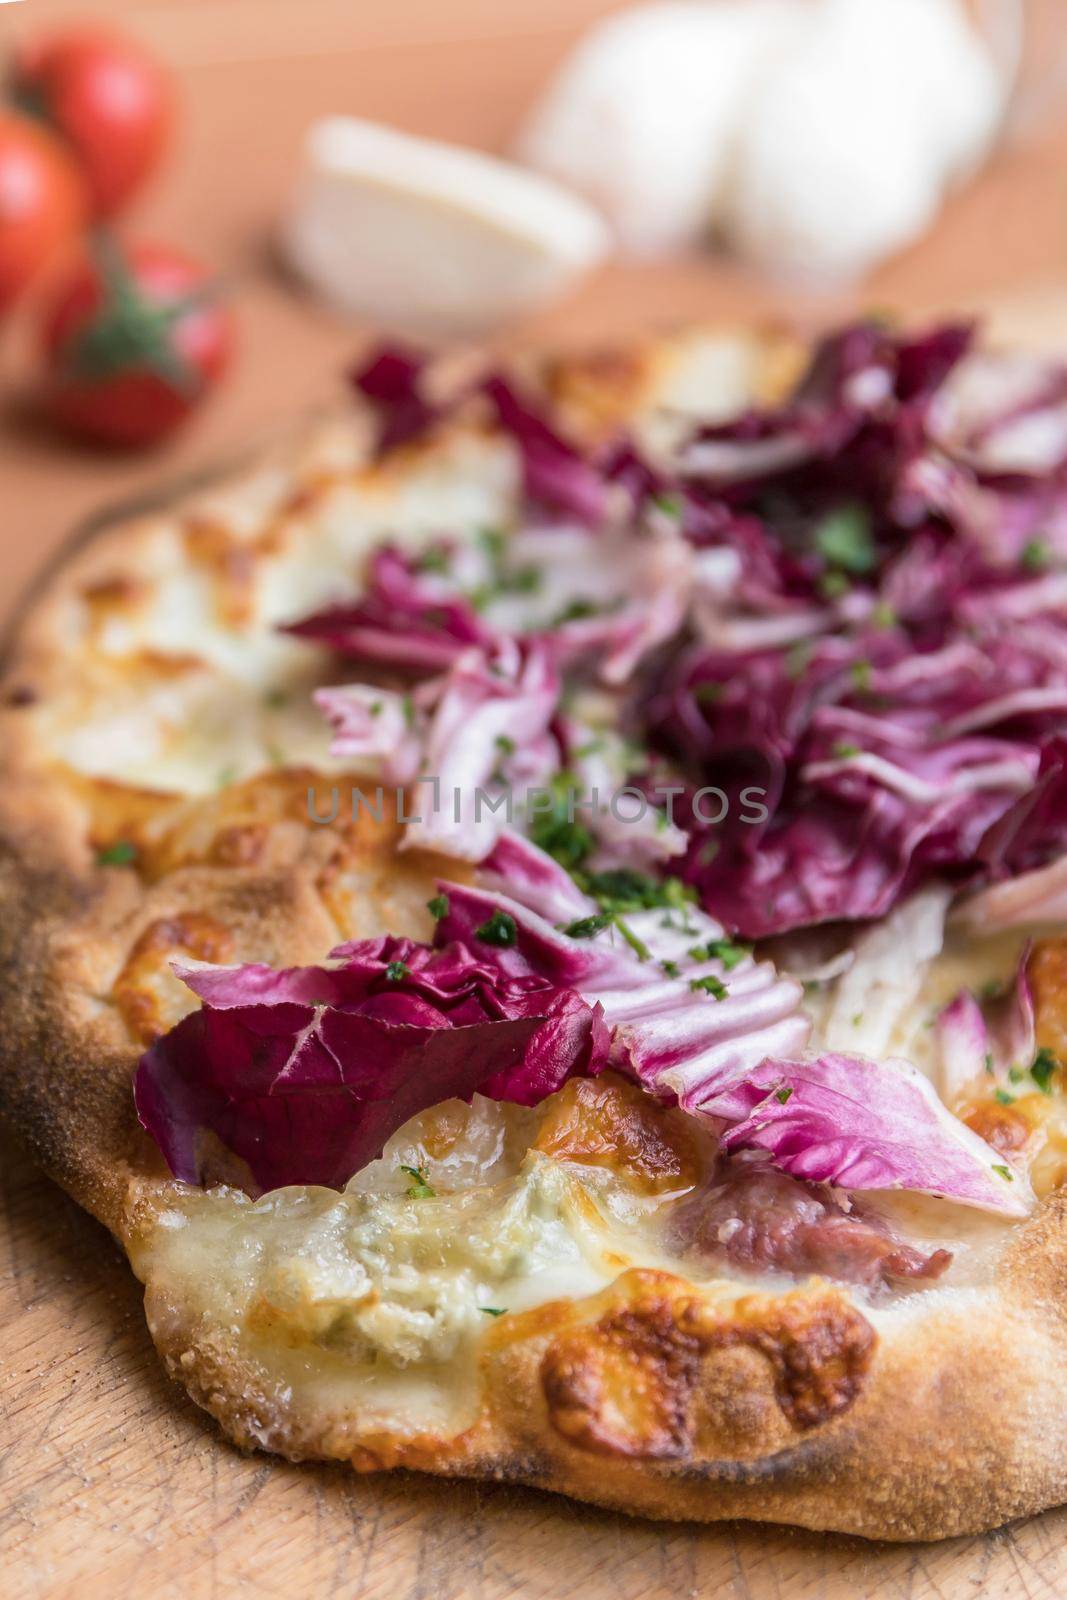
xmin=143 ymin=1236 xmax=1067 ymax=1540
xmin=4 ymin=345 xmax=1067 ymax=1542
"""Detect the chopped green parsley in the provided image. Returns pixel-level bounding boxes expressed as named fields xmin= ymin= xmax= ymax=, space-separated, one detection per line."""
xmin=613 ymin=917 xmax=651 ymax=962
xmin=1021 ymin=539 xmax=1049 ymax=572
xmin=1032 ymin=1048 xmax=1058 ymax=1094
xmin=95 ymin=839 xmax=137 ymax=867
xmin=689 ymin=974 xmax=728 ymax=1000
xmin=688 ymin=938 xmax=750 ymax=970
xmin=400 ymin=1165 xmax=435 ymax=1199
xmin=551 ymin=597 xmax=600 ymax=625
xmin=474 ymin=908 xmax=518 ymax=948
xmin=561 ymin=912 xmax=615 ymax=940
xmin=814 ymin=503 xmax=876 ymax=574
xmin=528 ymin=773 xmax=595 ymax=871
xmin=818 ymin=570 xmax=851 ymax=600
xmin=417 ymin=546 xmax=452 ymax=575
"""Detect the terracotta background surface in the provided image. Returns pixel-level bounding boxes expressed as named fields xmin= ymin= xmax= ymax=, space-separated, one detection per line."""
xmin=4 ymin=0 xmax=1067 ymax=617
xmin=5 ymin=3 xmax=1067 ymax=1597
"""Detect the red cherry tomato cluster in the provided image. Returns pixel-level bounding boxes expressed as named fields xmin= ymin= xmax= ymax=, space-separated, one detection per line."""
xmin=11 ymin=28 xmax=173 ymax=220
xmin=0 ymin=27 xmax=234 ymax=448
xmin=42 ymin=239 xmax=234 ymax=448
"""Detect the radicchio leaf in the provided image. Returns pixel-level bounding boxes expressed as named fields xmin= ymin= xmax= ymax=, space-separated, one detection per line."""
xmin=628 ymin=321 xmax=1067 ymax=935
xmin=817 ymin=885 xmax=951 ymax=1061
xmin=653 ymin=623 xmax=1067 ymax=937
xmin=437 ymin=837 xmax=811 ymax=1112
xmin=350 ymin=344 xmax=439 ymax=453
xmin=316 ymin=640 xmax=561 ymax=862
xmin=953 ymin=853 xmax=1067 ymax=934
xmin=933 ymin=948 xmax=1036 ymax=1106
xmin=134 ymin=936 xmax=609 ymax=1193
xmin=708 ymin=1053 xmax=1031 ymax=1217
xmin=482 ymin=373 xmax=610 ymax=526
xmin=285 ymin=545 xmax=493 ymax=675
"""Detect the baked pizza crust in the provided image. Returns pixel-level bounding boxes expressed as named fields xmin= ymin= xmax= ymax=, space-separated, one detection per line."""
xmin=3 ymin=327 xmax=1067 ymax=1542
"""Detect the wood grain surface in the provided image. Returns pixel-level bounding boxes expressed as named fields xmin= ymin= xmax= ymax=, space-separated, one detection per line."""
xmin=6 ymin=2 xmax=1067 ymax=1595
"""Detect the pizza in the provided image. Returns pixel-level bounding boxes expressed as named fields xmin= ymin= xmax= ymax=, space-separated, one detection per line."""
xmin=4 ymin=320 xmax=1067 ymax=1542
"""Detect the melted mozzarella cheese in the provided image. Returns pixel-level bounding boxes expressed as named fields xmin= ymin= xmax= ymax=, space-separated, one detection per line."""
xmin=129 ymin=1097 xmax=703 ymax=1436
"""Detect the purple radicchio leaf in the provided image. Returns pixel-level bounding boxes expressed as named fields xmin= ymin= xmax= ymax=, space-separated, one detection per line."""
xmin=933 ymin=946 xmax=1035 ymax=1106
xmin=439 ymin=841 xmax=1025 ymax=1216
xmin=349 ymin=344 xmax=439 ymax=454
xmin=350 ymin=343 xmax=612 ymax=525
xmin=314 ymin=640 xmax=562 ymax=862
xmin=284 ymin=545 xmax=493 ymax=676
xmin=707 ymin=1052 xmax=1031 ymax=1217
xmin=134 ymin=935 xmax=609 ymax=1194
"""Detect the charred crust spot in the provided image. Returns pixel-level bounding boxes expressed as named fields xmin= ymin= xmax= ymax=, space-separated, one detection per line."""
xmin=79 ymin=574 xmax=149 ymax=646
xmin=541 ymin=1296 xmax=702 ymax=1459
xmin=112 ymin=911 xmax=235 ymax=1044
xmin=73 ymin=774 xmax=179 ymax=869
xmin=143 ymin=770 xmax=326 ymax=877
xmin=280 ymin=473 xmax=337 ymax=520
xmin=81 ymin=575 xmax=145 ymax=614
xmin=540 ymin=1272 xmax=874 ymax=1458
xmin=143 ymin=771 xmax=410 ymax=883
xmin=533 ymin=1075 xmax=703 ymax=1194
xmin=729 ymin=1293 xmax=876 ymax=1430
xmin=283 ymin=485 xmax=320 ymax=518
xmin=132 ymin=648 xmax=207 ymax=678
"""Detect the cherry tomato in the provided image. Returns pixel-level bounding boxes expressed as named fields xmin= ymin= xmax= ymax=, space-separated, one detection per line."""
xmin=0 ymin=111 xmax=85 ymax=311
xmin=12 ymin=29 xmax=173 ymax=218
xmin=41 ymin=239 xmax=234 ymax=448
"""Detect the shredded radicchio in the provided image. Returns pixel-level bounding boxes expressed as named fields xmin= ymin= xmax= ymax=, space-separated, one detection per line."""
xmin=135 ymin=834 xmax=1025 ymax=1217
xmin=325 ymin=324 xmax=1067 ymax=937
xmin=645 ymin=325 xmax=1067 ymax=936
xmin=436 ymin=836 xmax=1026 ymax=1217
